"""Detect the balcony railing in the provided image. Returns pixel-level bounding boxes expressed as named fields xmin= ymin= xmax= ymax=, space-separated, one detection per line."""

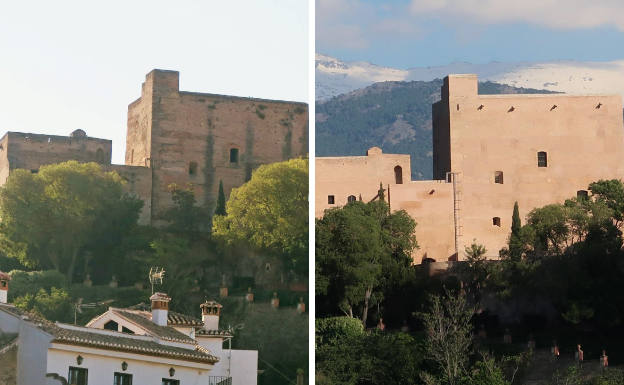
xmin=208 ymin=376 xmax=232 ymax=385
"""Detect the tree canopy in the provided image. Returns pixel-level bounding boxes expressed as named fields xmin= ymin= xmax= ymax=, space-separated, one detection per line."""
xmin=212 ymin=158 xmax=308 ymax=274
xmin=316 ymin=199 xmax=417 ymax=326
xmin=0 ymin=161 xmax=143 ymax=282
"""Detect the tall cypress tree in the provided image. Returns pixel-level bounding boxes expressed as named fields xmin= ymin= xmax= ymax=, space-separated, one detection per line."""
xmin=215 ymin=180 xmax=226 ymax=216
xmin=509 ymin=201 xmax=522 ymax=258
xmin=511 ymin=201 xmax=521 ymax=236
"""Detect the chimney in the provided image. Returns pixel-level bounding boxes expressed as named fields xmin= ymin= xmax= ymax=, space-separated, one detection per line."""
xmin=150 ymin=292 xmax=171 ymax=326
xmin=0 ymin=271 xmax=10 ymax=304
xmin=200 ymin=300 xmax=222 ymax=330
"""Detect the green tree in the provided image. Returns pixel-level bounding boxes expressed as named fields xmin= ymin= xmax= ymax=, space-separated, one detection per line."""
xmin=212 ymin=158 xmax=308 ymax=275
xmin=470 ymin=357 xmax=510 ymax=385
xmin=0 ymin=161 xmax=143 ymax=283
xmin=461 ymin=242 xmax=488 ymax=305
xmin=316 ymin=326 xmax=424 ymax=385
xmin=419 ymin=289 xmax=475 ymax=385
xmin=589 ymin=179 xmax=624 ymax=226
xmin=316 ymin=200 xmax=417 ymax=326
xmin=215 ymin=180 xmax=227 ymax=216
xmin=165 ymin=183 xmax=211 ymax=233
xmin=509 ymin=202 xmax=523 ymax=259
xmin=14 ymin=287 xmax=73 ymax=323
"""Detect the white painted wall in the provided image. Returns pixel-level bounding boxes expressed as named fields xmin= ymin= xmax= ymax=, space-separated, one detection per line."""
xmin=198 ymin=339 xmax=257 ymax=385
xmin=196 ymin=335 xmax=224 ymax=355
xmin=152 ymin=308 xmax=168 ymax=326
xmin=230 ymin=350 xmax=258 ymax=385
xmin=17 ymin=322 xmax=53 ymax=385
xmin=0 ymin=306 xmax=21 ymax=334
xmin=47 ymin=345 xmax=214 ymax=385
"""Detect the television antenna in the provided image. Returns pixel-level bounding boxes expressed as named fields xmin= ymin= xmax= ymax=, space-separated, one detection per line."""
xmin=74 ymin=298 xmax=114 ymax=325
xmin=149 ymin=267 xmax=166 ymax=294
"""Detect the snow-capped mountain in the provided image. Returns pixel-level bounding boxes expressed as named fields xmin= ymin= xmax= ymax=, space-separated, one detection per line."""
xmin=316 ymin=53 xmax=624 ymax=101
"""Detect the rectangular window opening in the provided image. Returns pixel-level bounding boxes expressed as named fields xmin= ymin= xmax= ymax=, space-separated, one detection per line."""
xmin=114 ymin=373 xmax=133 ymax=385
xmin=189 ymin=161 xmax=198 ymax=175
xmin=68 ymin=367 xmax=88 ymax=385
xmin=328 ymin=195 xmax=335 ymax=204
xmin=494 ymin=171 xmax=504 ymax=184
xmin=230 ymin=148 xmax=239 ymax=163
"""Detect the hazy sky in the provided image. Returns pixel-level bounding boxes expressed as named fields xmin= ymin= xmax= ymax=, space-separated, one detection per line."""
xmin=0 ymin=1 xmax=309 ymax=163
xmin=317 ymin=0 xmax=624 ymax=68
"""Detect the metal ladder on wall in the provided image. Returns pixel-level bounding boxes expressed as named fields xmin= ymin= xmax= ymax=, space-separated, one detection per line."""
xmin=447 ymin=172 xmax=463 ymax=258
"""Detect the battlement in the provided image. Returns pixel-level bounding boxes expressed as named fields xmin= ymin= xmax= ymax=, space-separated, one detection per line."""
xmin=0 ymin=131 xmax=112 ymax=173
xmin=2 ymin=131 xmax=111 ymax=147
xmin=442 ymin=74 xmax=478 ymax=100
xmin=145 ymin=69 xmax=180 ymax=95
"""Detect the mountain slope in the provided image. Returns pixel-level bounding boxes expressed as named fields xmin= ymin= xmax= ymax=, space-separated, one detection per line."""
xmin=316 ymin=80 xmax=554 ymax=180
xmin=316 ymin=54 xmax=624 ymax=101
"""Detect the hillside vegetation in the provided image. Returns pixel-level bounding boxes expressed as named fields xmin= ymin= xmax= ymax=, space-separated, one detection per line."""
xmin=316 ymin=80 xmax=554 ymax=180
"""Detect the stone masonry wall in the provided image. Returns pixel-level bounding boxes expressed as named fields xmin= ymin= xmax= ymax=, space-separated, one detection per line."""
xmin=434 ymin=74 xmax=624 ymax=259
xmin=4 ymin=132 xmax=112 ymax=172
xmin=128 ymin=70 xmax=308 ymax=225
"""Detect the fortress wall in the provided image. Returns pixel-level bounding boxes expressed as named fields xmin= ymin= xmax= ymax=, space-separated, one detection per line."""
xmin=106 ymin=165 xmax=152 ymax=225
xmin=125 ymin=75 xmax=154 ymax=168
xmin=139 ymin=70 xmax=308 ymax=223
xmin=315 ymin=149 xmax=411 ymax=217
xmin=391 ymin=181 xmax=455 ymax=262
xmin=316 ymin=150 xmax=456 ymax=262
xmin=4 ymin=132 xmax=112 ymax=173
xmin=439 ymin=74 xmax=624 ymax=258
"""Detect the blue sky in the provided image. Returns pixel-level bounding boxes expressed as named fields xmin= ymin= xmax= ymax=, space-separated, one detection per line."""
xmin=317 ymin=0 xmax=624 ymax=68
xmin=0 ymin=0 xmax=309 ymax=163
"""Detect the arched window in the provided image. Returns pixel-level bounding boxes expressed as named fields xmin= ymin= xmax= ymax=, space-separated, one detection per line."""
xmin=95 ymin=148 xmax=105 ymax=164
xmin=537 ymin=151 xmax=548 ymax=167
xmin=188 ymin=161 xmax=198 ymax=175
xmin=494 ymin=171 xmax=504 ymax=184
xmin=347 ymin=195 xmax=356 ymax=203
xmin=492 ymin=217 xmax=501 ymax=227
xmin=394 ymin=166 xmax=403 ymax=184
xmin=230 ymin=148 xmax=239 ymax=163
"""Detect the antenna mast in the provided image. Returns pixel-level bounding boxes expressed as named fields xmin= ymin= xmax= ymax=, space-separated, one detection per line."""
xmin=148 ymin=267 xmax=166 ymax=294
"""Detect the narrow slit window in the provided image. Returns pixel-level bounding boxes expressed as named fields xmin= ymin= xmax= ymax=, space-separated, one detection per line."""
xmin=494 ymin=171 xmax=504 ymax=184
xmin=577 ymin=190 xmax=589 ymax=200
xmin=537 ymin=151 xmax=548 ymax=167
xmin=230 ymin=148 xmax=239 ymax=163
xmin=188 ymin=161 xmax=198 ymax=175
xmin=493 ymin=217 xmax=501 ymax=227
xmin=394 ymin=166 xmax=403 ymax=184
xmin=328 ymin=195 xmax=335 ymax=204
xmin=347 ymin=195 xmax=356 ymax=203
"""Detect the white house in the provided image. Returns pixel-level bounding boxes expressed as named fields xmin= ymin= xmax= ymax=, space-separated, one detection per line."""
xmin=0 ymin=273 xmax=257 ymax=385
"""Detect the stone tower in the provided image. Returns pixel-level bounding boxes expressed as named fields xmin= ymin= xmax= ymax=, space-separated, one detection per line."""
xmin=126 ymin=70 xmax=308 ymax=226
